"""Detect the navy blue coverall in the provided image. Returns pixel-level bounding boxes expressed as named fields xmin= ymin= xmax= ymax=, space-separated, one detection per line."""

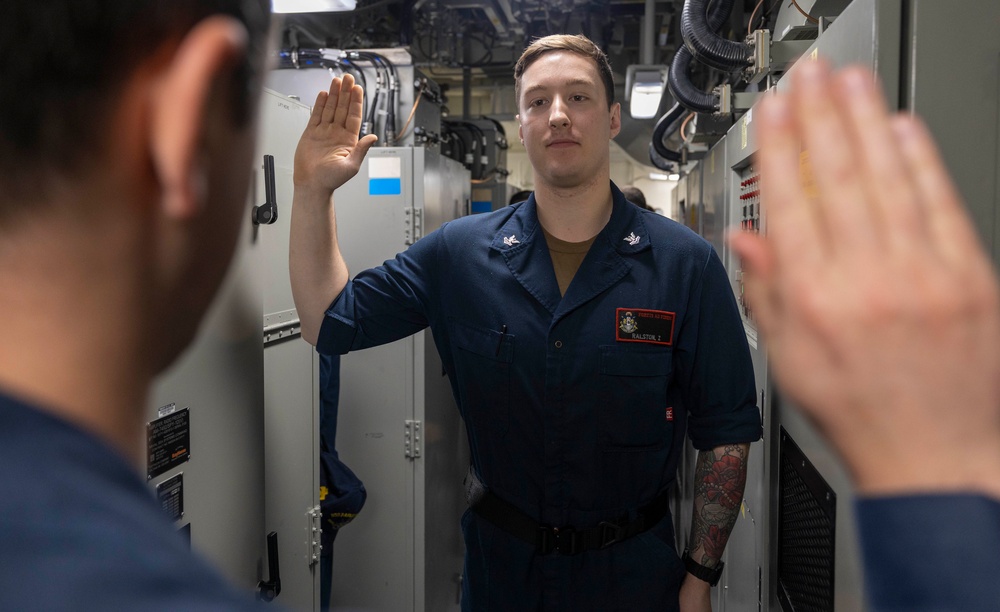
xmin=317 ymin=183 xmax=762 ymax=611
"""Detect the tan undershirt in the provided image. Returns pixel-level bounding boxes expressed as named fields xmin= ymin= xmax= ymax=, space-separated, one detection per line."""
xmin=541 ymin=227 xmax=597 ymax=296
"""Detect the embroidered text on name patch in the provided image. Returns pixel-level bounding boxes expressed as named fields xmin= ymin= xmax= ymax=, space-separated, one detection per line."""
xmin=616 ymin=308 xmax=675 ymax=346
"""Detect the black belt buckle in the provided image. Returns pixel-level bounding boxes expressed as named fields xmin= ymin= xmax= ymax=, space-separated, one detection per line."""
xmin=539 ymin=526 xmax=580 ymax=555
xmin=538 ymin=526 xmax=554 ymax=555
xmin=554 ymin=526 xmax=580 ymax=555
xmin=598 ymin=521 xmax=623 ymax=548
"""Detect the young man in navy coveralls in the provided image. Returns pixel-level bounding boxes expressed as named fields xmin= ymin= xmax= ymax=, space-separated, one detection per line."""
xmin=290 ymin=35 xmax=762 ymax=611
xmin=0 ymin=1 xmax=278 ymax=609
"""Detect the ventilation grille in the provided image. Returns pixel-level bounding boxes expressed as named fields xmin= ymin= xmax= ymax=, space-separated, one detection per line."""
xmin=777 ymin=428 xmax=836 ymax=612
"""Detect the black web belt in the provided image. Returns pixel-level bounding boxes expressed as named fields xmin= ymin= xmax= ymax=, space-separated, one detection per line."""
xmin=470 ymin=487 xmax=671 ymax=556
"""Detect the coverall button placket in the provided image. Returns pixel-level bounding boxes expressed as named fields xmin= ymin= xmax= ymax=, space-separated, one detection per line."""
xmin=543 ymin=326 xmax=566 ymax=523
xmin=543 ymin=323 xmax=568 ymax=611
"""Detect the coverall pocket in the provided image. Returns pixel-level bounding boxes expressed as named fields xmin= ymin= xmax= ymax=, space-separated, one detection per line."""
xmin=450 ymin=319 xmax=513 ymax=435
xmin=597 ymin=345 xmax=672 ymax=450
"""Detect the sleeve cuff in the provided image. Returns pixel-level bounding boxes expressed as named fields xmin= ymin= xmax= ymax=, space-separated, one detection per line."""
xmin=855 ymin=493 xmax=1000 ymax=611
xmin=688 ymin=405 xmax=762 ymax=451
xmin=315 ymin=291 xmax=357 ymax=356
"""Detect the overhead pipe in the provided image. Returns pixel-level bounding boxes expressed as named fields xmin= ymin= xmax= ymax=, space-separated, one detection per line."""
xmin=641 ymin=0 xmax=655 ymax=65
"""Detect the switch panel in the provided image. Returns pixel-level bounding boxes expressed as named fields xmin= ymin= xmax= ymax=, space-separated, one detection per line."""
xmin=737 ymin=165 xmax=761 ymax=323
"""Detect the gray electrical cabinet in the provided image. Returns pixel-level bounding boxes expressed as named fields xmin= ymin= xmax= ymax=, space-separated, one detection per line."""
xmin=677 ymin=0 xmax=1000 ymax=610
xmin=142 ymin=83 xmax=471 ymax=612
xmin=262 ymin=63 xmax=471 ymax=611
xmin=143 ymin=89 xmax=321 ymax=609
xmin=148 ymin=88 xmax=325 ymax=610
xmin=326 ymin=147 xmax=471 ymax=612
xmin=146 ymin=238 xmax=266 ymax=594
xmin=145 ymin=121 xmax=268 ymax=595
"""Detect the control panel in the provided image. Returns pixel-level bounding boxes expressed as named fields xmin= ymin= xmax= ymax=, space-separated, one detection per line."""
xmin=737 ymin=165 xmax=761 ymax=323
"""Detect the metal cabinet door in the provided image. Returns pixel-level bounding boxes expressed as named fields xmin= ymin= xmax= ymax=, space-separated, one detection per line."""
xmin=257 ymin=89 xmax=323 ymax=612
xmin=329 ymin=148 xmax=419 ymax=612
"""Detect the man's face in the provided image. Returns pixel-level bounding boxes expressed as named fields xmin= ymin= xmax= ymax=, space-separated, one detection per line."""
xmin=516 ymin=51 xmax=621 ymax=191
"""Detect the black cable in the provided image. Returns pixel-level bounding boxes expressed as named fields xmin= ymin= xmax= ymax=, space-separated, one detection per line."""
xmin=348 ymin=52 xmax=387 ymax=139
xmin=340 ymin=58 xmax=366 ymax=94
xmin=417 ymin=32 xmax=435 ymax=62
xmin=667 ymin=0 xmax=731 ymax=113
xmin=477 ymin=116 xmax=509 ymax=149
xmin=369 ymin=55 xmax=396 ymax=145
xmin=444 ymin=121 xmax=488 ymax=179
xmin=649 ymin=142 xmax=678 ymax=172
xmin=356 ymin=52 xmax=398 ymax=144
xmin=668 ymin=47 xmax=719 ymax=113
xmin=649 ymin=102 xmax=688 ymax=166
xmin=680 ymin=0 xmax=752 ymax=71
xmin=442 ymin=127 xmax=467 ymax=166
xmin=379 ymin=54 xmax=398 ymax=145
xmin=445 ymin=122 xmax=483 ymax=178
xmin=479 ymin=116 xmax=505 ymax=137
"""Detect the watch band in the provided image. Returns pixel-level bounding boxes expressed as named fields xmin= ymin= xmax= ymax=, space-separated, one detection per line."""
xmin=682 ymin=549 xmax=724 ymax=587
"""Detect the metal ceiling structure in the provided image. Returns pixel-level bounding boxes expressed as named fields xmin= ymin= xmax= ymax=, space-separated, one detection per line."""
xmin=280 ymin=0 xmax=770 ymax=166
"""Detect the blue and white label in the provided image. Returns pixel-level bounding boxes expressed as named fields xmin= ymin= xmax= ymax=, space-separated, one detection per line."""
xmin=368 ymin=156 xmax=402 ymax=196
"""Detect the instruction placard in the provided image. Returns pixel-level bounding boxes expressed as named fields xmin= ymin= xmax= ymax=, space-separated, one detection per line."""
xmin=156 ymin=473 xmax=184 ymax=521
xmin=147 ymin=408 xmax=190 ymax=480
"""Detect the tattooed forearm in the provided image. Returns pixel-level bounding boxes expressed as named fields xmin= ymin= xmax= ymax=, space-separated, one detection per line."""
xmin=687 ymin=443 xmax=750 ymax=568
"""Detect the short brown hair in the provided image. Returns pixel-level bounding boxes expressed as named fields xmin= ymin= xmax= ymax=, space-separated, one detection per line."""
xmin=0 ymin=0 xmax=270 ymax=207
xmin=514 ymin=34 xmax=616 ymax=109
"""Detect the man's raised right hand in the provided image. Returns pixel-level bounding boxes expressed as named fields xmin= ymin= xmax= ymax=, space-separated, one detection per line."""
xmin=293 ymin=73 xmax=378 ymax=200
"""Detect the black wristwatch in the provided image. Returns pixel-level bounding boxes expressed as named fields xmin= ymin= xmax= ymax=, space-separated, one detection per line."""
xmin=682 ymin=549 xmax=724 ymax=587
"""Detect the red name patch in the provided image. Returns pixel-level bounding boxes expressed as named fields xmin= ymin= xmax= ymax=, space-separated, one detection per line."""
xmin=616 ymin=308 xmax=675 ymax=346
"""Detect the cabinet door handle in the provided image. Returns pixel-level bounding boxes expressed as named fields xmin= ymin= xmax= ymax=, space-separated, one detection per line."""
xmin=256 ymin=531 xmax=281 ymax=602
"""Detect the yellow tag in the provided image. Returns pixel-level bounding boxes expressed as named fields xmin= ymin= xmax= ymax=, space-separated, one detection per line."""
xmin=810 ymin=48 xmax=819 ymax=62
xmin=741 ymin=501 xmax=746 ymax=519
xmin=320 ymin=485 xmax=328 ymax=501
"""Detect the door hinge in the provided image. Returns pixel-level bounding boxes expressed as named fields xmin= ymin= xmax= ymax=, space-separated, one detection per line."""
xmin=404 ymin=419 xmax=422 ymax=459
xmin=307 ymin=505 xmax=321 ymax=567
xmin=404 ymin=208 xmax=423 ymax=245
xmin=263 ymin=309 xmax=301 ymax=346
